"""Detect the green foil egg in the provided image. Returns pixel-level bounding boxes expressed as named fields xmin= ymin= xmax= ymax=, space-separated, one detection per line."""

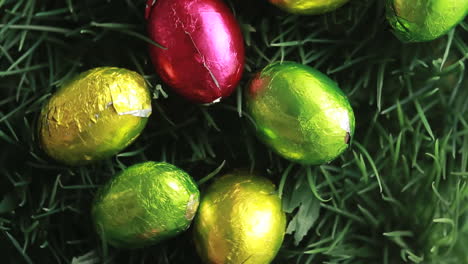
xmin=246 ymin=61 xmax=355 ymax=165
xmin=269 ymin=0 xmax=349 ymax=15
xmin=92 ymin=162 xmax=200 ymax=248
xmin=386 ymin=0 xmax=468 ymax=42
xmin=39 ymin=67 xmax=152 ymax=165
xmin=194 ymin=171 xmax=286 ymax=264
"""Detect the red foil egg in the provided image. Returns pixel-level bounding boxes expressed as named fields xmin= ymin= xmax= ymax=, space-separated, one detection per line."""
xmin=146 ymin=0 xmax=245 ymax=104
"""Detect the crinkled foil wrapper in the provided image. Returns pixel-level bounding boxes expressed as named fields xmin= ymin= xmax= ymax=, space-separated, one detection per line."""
xmin=194 ymin=172 xmax=286 ymax=264
xmin=146 ymin=0 xmax=245 ymax=104
xmin=92 ymin=162 xmax=200 ymax=248
xmin=246 ymin=61 xmax=355 ymax=165
xmin=39 ymin=67 xmax=152 ymax=165
xmin=269 ymin=0 xmax=349 ymax=14
xmin=387 ymin=0 xmax=468 ymax=42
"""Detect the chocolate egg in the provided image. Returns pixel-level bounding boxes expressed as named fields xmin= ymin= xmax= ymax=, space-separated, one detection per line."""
xmin=39 ymin=67 xmax=152 ymax=165
xmin=246 ymin=62 xmax=355 ymax=165
xmin=92 ymin=162 xmax=200 ymax=248
xmin=146 ymin=0 xmax=245 ymax=104
xmin=269 ymin=0 xmax=349 ymax=15
xmin=386 ymin=0 xmax=468 ymax=42
xmin=194 ymin=172 xmax=286 ymax=264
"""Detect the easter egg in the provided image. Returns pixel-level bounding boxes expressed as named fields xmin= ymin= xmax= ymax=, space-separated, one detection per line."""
xmin=269 ymin=0 xmax=349 ymax=15
xmin=245 ymin=61 xmax=355 ymax=165
xmin=92 ymin=162 xmax=200 ymax=248
xmin=194 ymin=171 xmax=286 ymax=264
xmin=38 ymin=67 xmax=152 ymax=165
xmin=386 ymin=0 xmax=468 ymax=42
xmin=146 ymin=0 xmax=245 ymax=104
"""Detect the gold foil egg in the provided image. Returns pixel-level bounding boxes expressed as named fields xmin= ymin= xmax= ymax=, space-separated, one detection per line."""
xmin=194 ymin=171 xmax=286 ymax=264
xmin=269 ymin=0 xmax=349 ymax=15
xmin=38 ymin=67 xmax=152 ymax=165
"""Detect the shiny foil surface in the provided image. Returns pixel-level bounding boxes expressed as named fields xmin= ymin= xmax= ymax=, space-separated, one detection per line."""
xmin=39 ymin=67 xmax=151 ymax=165
xmin=269 ymin=0 xmax=349 ymax=15
xmin=92 ymin=162 xmax=200 ymax=248
xmin=146 ymin=0 xmax=245 ymax=104
xmin=194 ymin=172 xmax=286 ymax=264
xmin=386 ymin=0 xmax=468 ymax=42
xmin=246 ymin=62 xmax=355 ymax=165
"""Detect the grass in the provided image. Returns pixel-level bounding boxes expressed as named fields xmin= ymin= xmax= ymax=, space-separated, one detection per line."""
xmin=1 ymin=0 xmax=467 ymax=263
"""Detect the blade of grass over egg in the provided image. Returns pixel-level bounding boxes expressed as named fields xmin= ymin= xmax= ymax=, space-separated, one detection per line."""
xmin=197 ymin=160 xmax=226 ymax=185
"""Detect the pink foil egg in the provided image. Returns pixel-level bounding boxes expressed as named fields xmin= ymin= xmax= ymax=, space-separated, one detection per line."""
xmin=146 ymin=0 xmax=245 ymax=104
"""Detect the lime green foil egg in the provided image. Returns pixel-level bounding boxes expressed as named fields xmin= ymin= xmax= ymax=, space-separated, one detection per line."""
xmin=246 ymin=62 xmax=355 ymax=165
xmin=39 ymin=67 xmax=152 ymax=165
xmin=92 ymin=162 xmax=200 ymax=248
xmin=269 ymin=0 xmax=349 ymax=15
xmin=386 ymin=0 xmax=468 ymax=42
xmin=194 ymin=172 xmax=286 ymax=264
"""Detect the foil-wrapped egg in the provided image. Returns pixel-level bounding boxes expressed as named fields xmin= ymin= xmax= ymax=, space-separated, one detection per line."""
xmin=194 ymin=172 xmax=286 ymax=264
xmin=92 ymin=162 xmax=200 ymax=248
xmin=269 ymin=0 xmax=349 ymax=15
xmin=246 ymin=61 xmax=355 ymax=165
xmin=38 ymin=67 xmax=152 ymax=165
xmin=386 ymin=0 xmax=468 ymax=42
xmin=146 ymin=0 xmax=245 ymax=104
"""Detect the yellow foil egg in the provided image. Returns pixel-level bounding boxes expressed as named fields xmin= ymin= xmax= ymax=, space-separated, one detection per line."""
xmin=269 ymin=0 xmax=349 ymax=15
xmin=194 ymin=171 xmax=286 ymax=264
xmin=39 ymin=67 xmax=152 ymax=165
